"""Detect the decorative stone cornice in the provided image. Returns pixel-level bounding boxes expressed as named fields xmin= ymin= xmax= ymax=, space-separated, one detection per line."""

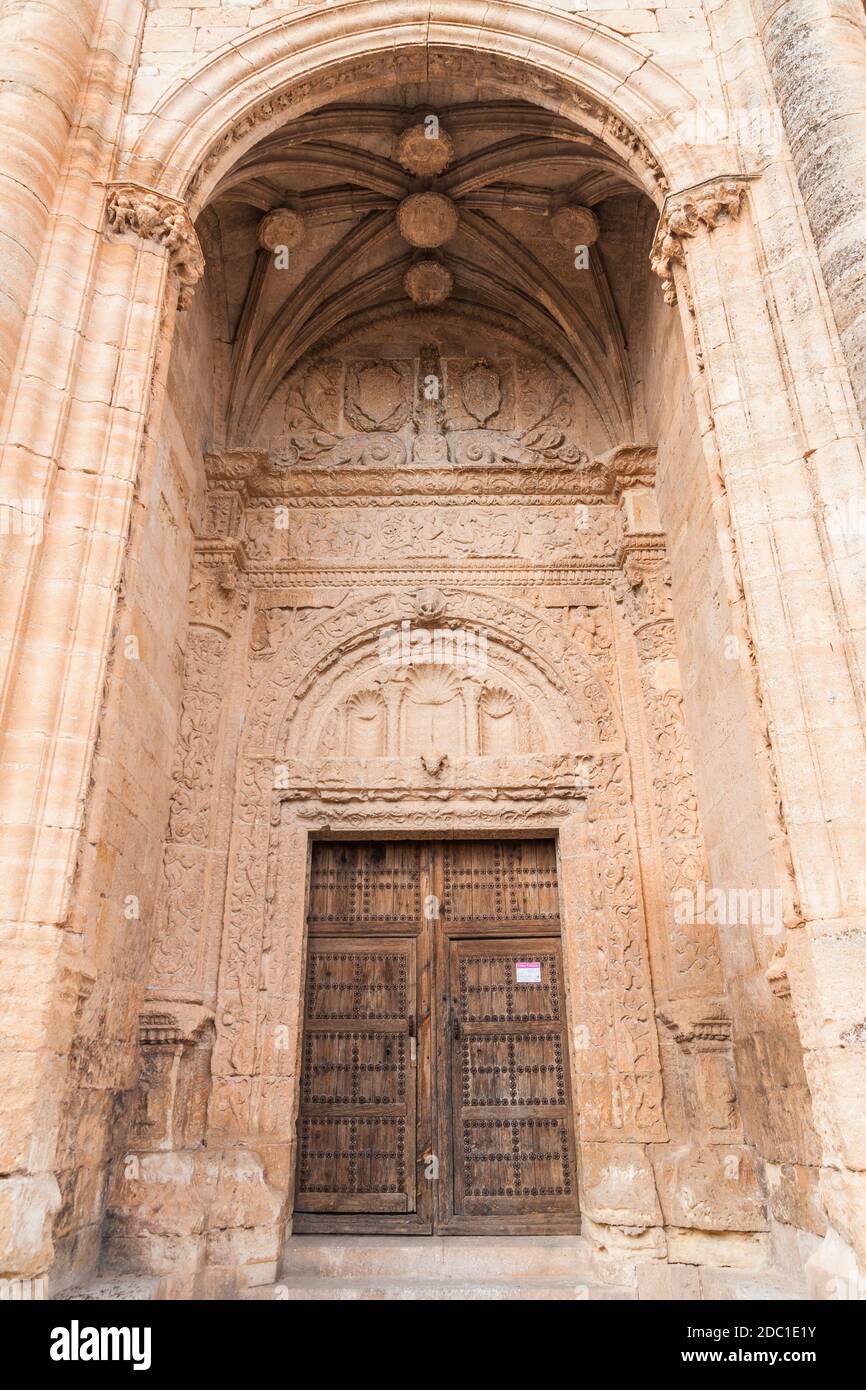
xmin=650 ymin=178 xmax=749 ymax=305
xmin=271 ymin=751 xmax=611 ymax=805
xmin=203 ymin=447 xmax=653 ymax=502
xmin=105 ymin=183 xmax=205 ymax=310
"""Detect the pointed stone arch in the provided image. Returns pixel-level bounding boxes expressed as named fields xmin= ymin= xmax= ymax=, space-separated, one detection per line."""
xmin=124 ymin=0 xmax=744 ymax=212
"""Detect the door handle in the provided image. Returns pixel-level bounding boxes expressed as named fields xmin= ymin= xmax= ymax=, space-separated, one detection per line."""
xmin=452 ymin=1007 xmax=461 ymax=1042
xmin=408 ymin=1017 xmax=417 ymax=1064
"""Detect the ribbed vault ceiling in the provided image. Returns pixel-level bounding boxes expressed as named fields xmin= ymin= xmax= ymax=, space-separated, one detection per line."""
xmin=201 ymin=92 xmax=658 ymax=445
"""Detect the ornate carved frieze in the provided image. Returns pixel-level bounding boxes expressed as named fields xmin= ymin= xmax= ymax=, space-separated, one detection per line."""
xmin=656 ymin=1000 xmax=732 ymax=1049
xmin=149 ymin=625 xmax=228 ymax=992
xmin=240 ymin=500 xmax=620 ymax=566
xmin=188 ymin=543 xmax=248 ymax=632
xmin=205 ymin=450 xmax=651 ymax=502
xmin=238 ymin=588 xmax=621 ymax=758
xmin=650 ymin=179 xmax=748 ymax=305
xmin=148 ymin=542 xmax=248 ymax=998
xmin=105 ymin=183 xmax=205 ymax=310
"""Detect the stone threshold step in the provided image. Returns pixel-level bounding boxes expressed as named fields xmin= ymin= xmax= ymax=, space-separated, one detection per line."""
xmin=248 ymin=1277 xmax=633 ymax=1301
xmin=281 ymin=1234 xmax=594 ymax=1279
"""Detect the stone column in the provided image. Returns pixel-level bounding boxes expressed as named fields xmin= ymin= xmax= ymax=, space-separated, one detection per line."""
xmin=751 ymin=0 xmax=866 ymax=431
xmin=0 ymin=0 xmax=100 ymax=413
xmin=383 ymin=684 xmax=402 ymax=757
xmin=461 ymin=681 xmax=481 ymax=756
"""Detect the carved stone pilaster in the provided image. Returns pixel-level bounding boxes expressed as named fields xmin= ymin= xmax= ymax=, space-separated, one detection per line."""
xmin=615 ymin=538 xmax=722 ymax=995
xmin=105 ymin=183 xmax=205 ymax=310
xmin=649 ymin=178 xmax=747 ymax=306
xmin=147 ymin=539 xmax=248 ymax=1010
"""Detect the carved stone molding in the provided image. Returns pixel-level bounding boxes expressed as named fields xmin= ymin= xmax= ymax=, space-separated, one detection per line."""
xmin=105 ymin=183 xmax=205 ymax=310
xmin=595 ymin=445 xmax=658 ymax=500
xmin=615 ymin=540 xmax=723 ymax=993
xmin=765 ymin=947 xmax=792 ymax=1001
xmin=241 ymin=587 xmax=621 ymax=757
xmin=184 ymin=47 xmax=669 ymax=216
xmin=649 ymin=178 xmax=748 ymax=305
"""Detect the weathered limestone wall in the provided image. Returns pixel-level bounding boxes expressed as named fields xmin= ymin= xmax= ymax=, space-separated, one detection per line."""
xmin=0 ymin=0 xmax=156 ymax=1283
xmin=47 ymin=286 xmax=216 ymax=1289
xmin=641 ymin=247 xmax=825 ymax=1254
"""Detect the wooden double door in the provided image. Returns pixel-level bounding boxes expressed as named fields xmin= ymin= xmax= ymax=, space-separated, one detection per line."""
xmin=293 ymin=840 xmax=580 ymax=1234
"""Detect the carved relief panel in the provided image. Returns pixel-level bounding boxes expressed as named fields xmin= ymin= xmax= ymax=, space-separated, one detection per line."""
xmin=265 ymin=343 xmax=591 ymax=471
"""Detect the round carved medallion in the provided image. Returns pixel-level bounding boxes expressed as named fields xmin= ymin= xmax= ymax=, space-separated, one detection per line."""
xmin=396 ymin=122 xmax=455 ymax=177
xmin=396 ymin=192 xmax=459 ymax=248
xmin=404 ymin=259 xmax=454 ymax=306
xmin=549 ymin=204 xmax=600 ymax=249
xmin=257 ymin=208 xmax=305 ymax=251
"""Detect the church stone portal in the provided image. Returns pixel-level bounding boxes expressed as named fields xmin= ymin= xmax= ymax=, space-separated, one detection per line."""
xmin=2 ymin=0 xmax=866 ymax=1306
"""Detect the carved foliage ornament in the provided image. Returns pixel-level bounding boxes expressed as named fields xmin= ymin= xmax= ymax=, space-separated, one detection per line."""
xmin=649 ymin=180 xmax=746 ymax=306
xmin=106 ymin=183 xmax=205 ymax=310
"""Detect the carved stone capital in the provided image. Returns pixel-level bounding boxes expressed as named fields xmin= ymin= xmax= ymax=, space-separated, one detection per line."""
xmin=105 ymin=183 xmax=205 ymax=310
xmin=657 ymin=999 xmax=732 ymax=1050
xmin=591 ymin=444 xmax=657 ymax=500
xmin=140 ymin=1005 xmax=213 ymax=1046
xmin=189 ymin=540 xmax=248 ymax=628
xmin=613 ymin=548 xmax=673 ymax=628
xmin=650 ymin=178 xmax=747 ymax=305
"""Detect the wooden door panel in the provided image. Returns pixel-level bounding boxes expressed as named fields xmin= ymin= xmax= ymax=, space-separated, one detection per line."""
xmin=440 ymin=839 xmax=560 ymax=923
xmin=308 ymin=841 xmax=421 ymax=927
xmin=295 ymin=938 xmax=416 ymax=1215
xmin=305 ymin=947 xmax=409 ymax=1020
xmin=459 ymin=1118 xmax=574 ymax=1210
xmin=456 ymin=946 xmax=562 ymax=1023
xmin=302 ymin=1031 xmax=408 ymax=1106
xmin=448 ymin=938 xmax=579 ymax=1223
xmin=298 ymin=1117 xmax=410 ymax=1212
xmin=461 ymin=1033 xmax=567 ymax=1107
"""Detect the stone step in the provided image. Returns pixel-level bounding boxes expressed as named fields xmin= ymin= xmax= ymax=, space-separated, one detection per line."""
xmin=246 ymin=1276 xmax=633 ymax=1301
xmin=54 ymin=1275 xmax=161 ymax=1301
xmin=281 ymin=1234 xmax=595 ymax=1282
